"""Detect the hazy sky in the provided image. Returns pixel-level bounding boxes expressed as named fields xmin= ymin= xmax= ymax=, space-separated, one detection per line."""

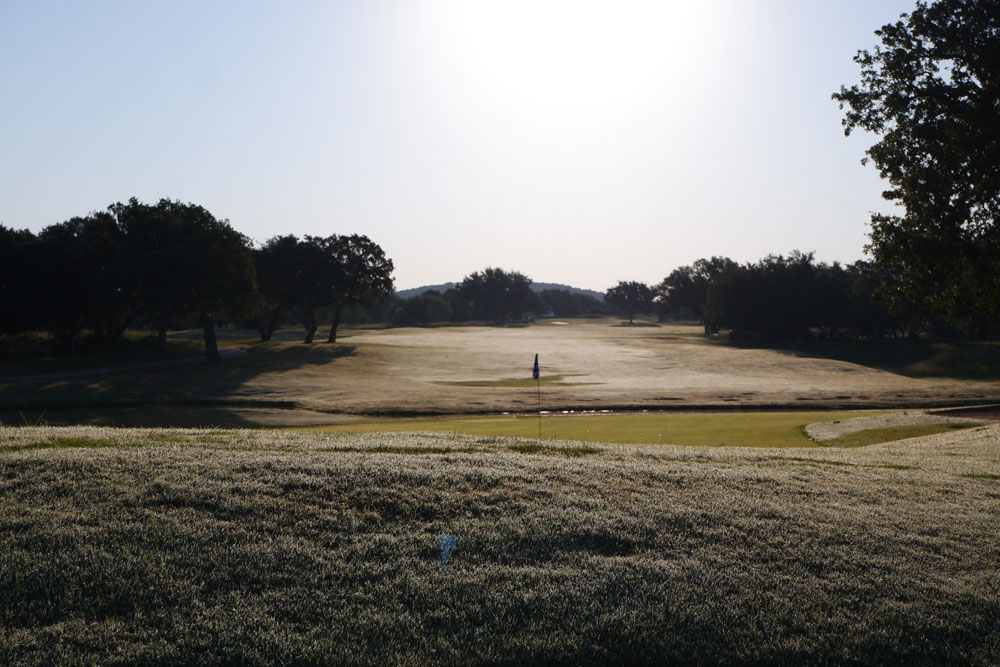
xmin=0 ymin=1 xmax=915 ymax=291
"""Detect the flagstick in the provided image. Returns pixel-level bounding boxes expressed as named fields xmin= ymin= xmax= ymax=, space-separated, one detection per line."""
xmin=536 ymin=377 xmax=542 ymax=440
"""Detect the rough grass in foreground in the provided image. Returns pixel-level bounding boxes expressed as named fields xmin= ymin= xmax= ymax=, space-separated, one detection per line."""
xmin=1 ymin=425 xmax=999 ymax=664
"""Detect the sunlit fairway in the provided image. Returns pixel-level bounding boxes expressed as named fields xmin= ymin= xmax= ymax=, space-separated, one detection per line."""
xmin=301 ymin=410 xmax=892 ymax=447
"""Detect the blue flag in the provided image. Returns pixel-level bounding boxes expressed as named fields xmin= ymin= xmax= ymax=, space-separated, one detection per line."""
xmin=532 ymin=353 xmax=539 ymax=380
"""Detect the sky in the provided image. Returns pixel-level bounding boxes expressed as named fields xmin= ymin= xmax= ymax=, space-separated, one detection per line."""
xmin=0 ymin=1 xmax=916 ymax=291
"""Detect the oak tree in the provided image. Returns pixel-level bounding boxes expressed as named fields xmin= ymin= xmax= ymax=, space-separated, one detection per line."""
xmin=833 ymin=0 xmax=1000 ymax=333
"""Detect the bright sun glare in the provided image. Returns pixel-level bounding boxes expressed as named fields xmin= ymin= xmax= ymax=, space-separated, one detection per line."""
xmin=440 ymin=1 xmax=731 ymax=113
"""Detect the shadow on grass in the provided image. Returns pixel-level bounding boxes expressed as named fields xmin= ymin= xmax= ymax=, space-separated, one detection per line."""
xmin=0 ymin=342 xmax=357 ymax=428
xmin=732 ymin=339 xmax=1000 ymax=380
xmin=0 ymin=332 xmax=213 ymax=377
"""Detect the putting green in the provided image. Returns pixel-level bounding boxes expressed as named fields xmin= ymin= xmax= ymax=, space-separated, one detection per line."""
xmin=301 ymin=411 xmax=886 ymax=447
xmin=431 ymin=374 xmax=599 ymax=388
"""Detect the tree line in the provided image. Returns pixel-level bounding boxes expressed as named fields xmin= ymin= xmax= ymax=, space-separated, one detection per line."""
xmin=0 ymin=198 xmax=394 ymax=361
xmin=660 ymin=253 xmax=924 ymax=342
xmin=605 ymin=0 xmax=1000 ymax=343
xmin=376 ymin=268 xmax=608 ymax=326
xmin=381 ymin=258 xmax=925 ymax=343
xmin=604 ymin=251 xmax=998 ymax=342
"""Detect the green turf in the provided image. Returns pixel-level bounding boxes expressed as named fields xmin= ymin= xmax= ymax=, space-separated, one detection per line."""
xmin=301 ymin=411 xmax=885 ymax=447
xmin=819 ymin=422 xmax=983 ymax=447
xmin=431 ymin=374 xmax=600 ymax=388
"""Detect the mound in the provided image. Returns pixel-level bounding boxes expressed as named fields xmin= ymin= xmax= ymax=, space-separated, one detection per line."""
xmin=1 ymin=425 xmax=998 ymax=663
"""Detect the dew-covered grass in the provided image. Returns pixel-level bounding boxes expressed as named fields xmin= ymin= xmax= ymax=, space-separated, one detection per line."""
xmin=1 ymin=424 xmax=998 ymax=664
xmin=819 ymin=421 xmax=982 ymax=447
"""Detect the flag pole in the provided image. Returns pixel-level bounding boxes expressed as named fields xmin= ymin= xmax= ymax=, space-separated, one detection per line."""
xmin=536 ymin=377 xmax=541 ymax=440
xmin=532 ymin=353 xmax=541 ymax=440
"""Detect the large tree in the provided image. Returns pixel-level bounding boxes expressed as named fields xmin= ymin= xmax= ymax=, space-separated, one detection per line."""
xmin=254 ymin=235 xmax=304 ymax=342
xmin=115 ymin=198 xmax=257 ymax=362
xmin=32 ymin=213 xmax=142 ymax=347
xmin=655 ymin=256 xmax=736 ymax=331
xmin=704 ymin=252 xmax=820 ymax=341
xmin=320 ymin=234 xmax=395 ymax=343
xmin=456 ymin=268 xmax=535 ymax=325
xmin=833 ymin=0 xmax=1000 ymax=333
xmin=113 ymin=199 xmax=192 ymax=352
xmin=605 ymin=281 xmax=653 ymax=325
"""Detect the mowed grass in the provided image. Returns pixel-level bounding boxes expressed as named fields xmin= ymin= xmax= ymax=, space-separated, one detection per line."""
xmin=432 ymin=374 xmax=600 ymax=388
xmin=302 ymin=410 xmax=886 ymax=447
xmin=1 ymin=425 xmax=998 ymax=664
xmin=820 ymin=422 xmax=983 ymax=448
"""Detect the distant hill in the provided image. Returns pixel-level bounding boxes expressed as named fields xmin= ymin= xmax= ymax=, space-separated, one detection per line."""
xmin=531 ymin=282 xmax=605 ymax=302
xmin=394 ymin=283 xmax=457 ymax=299
xmin=395 ymin=281 xmax=604 ymax=302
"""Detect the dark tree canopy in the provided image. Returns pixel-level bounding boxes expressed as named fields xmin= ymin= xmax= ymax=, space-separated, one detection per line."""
xmin=254 ymin=235 xmax=307 ymax=342
xmin=605 ymin=281 xmax=653 ymax=324
xmin=2 ymin=199 xmax=402 ymax=360
xmin=319 ymin=234 xmax=395 ymax=343
xmin=388 ymin=292 xmax=452 ymax=326
xmin=297 ymin=237 xmax=333 ymax=344
xmin=456 ymin=268 xmax=535 ymax=324
xmin=701 ymin=252 xmax=913 ymax=342
xmin=113 ymin=198 xmax=257 ymax=362
xmin=0 ymin=225 xmax=41 ymax=335
xmin=833 ymin=0 xmax=1000 ymax=332
xmin=655 ymin=257 xmax=736 ymax=330
xmin=537 ymin=289 xmax=606 ymax=318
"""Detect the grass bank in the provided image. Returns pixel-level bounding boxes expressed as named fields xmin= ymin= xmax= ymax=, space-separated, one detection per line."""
xmin=786 ymin=339 xmax=1000 ymax=380
xmin=1 ymin=425 xmax=998 ymax=664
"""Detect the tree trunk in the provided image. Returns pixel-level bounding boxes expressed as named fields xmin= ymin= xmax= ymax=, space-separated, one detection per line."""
xmin=304 ymin=308 xmax=317 ymax=344
xmin=264 ymin=305 xmax=281 ymax=342
xmin=256 ymin=319 xmax=271 ymax=342
xmin=158 ymin=313 xmax=168 ymax=354
xmin=327 ymin=303 xmax=344 ymax=343
xmin=111 ymin=307 xmax=144 ymax=344
xmin=201 ymin=313 xmax=222 ymax=363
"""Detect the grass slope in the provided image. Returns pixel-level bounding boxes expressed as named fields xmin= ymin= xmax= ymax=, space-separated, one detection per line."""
xmin=1 ymin=425 xmax=999 ymax=664
xmin=791 ymin=339 xmax=1000 ymax=380
xmin=302 ymin=411 xmax=885 ymax=447
xmin=820 ymin=422 xmax=982 ymax=447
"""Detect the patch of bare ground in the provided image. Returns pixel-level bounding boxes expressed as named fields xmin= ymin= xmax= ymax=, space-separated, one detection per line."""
xmin=0 ymin=424 xmax=998 ymax=663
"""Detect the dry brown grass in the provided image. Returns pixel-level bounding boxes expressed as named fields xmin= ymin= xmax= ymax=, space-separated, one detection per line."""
xmin=1 ymin=423 xmax=998 ymax=664
xmin=4 ymin=320 xmax=1000 ymax=427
